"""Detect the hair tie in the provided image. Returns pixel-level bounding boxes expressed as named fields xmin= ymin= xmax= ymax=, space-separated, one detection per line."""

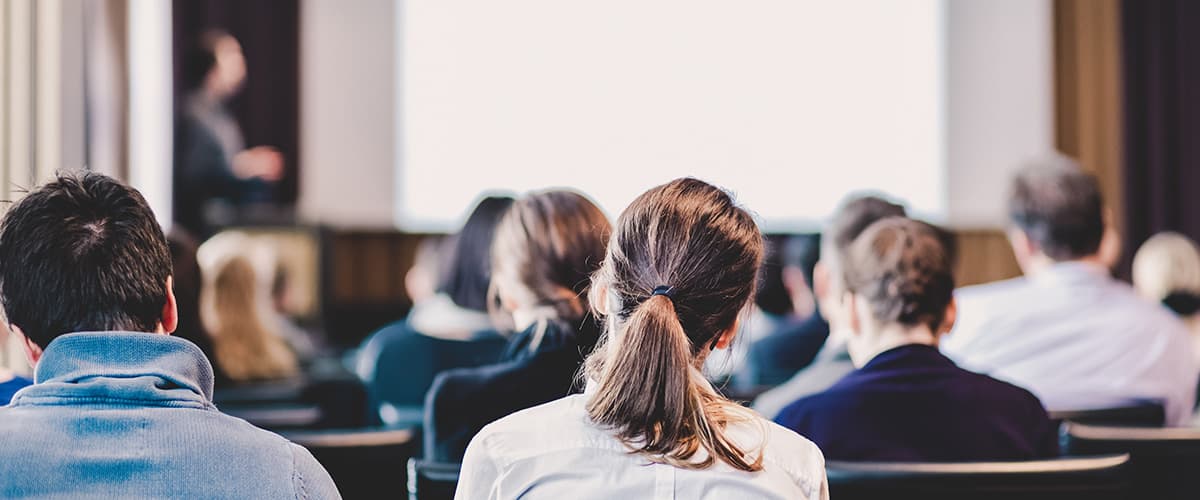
xmin=651 ymin=285 xmax=676 ymax=299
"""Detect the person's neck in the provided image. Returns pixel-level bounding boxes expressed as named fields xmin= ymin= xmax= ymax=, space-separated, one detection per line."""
xmin=1020 ymin=253 xmax=1107 ymax=277
xmin=849 ymin=324 xmax=936 ymax=368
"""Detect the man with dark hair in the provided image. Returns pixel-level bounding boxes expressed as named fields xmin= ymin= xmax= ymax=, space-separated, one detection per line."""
xmin=0 ymin=173 xmax=338 ymax=498
xmin=942 ymin=155 xmax=1198 ymax=426
xmin=753 ymin=193 xmax=907 ymax=418
xmin=775 ymin=218 xmax=1057 ymax=461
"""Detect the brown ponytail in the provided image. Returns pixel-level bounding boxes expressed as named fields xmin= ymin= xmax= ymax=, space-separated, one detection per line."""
xmin=585 ymin=178 xmax=765 ymax=471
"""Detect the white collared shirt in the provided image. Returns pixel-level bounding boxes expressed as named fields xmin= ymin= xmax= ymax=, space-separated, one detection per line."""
xmin=941 ymin=262 xmax=1200 ymax=426
xmin=456 ymin=389 xmax=828 ymax=499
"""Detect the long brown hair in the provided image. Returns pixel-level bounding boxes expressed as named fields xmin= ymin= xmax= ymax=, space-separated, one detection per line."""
xmin=585 ymin=178 xmax=765 ymax=471
xmin=489 ymin=190 xmax=611 ymax=350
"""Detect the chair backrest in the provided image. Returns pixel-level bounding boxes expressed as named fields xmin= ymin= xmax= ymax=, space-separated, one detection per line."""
xmin=1049 ymin=403 xmax=1165 ymax=427
xmin=361 ymin=323 xmax=507 ymax=426
xmin=223 ymin=403 xmax=324 ymax=430
xmin=285 ymin=427 xmax=419 ymax=500
xmin=1064 ymin=423 xmax=1200 ymax=500
xmin=827 ymin=454 xmax=1131 ymax=500
xmin=407 ymin=459 xmax=461 ymax=500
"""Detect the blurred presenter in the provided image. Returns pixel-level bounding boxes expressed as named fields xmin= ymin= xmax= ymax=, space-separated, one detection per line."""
xmin=175 ymin=30 xmax=283 ymax=237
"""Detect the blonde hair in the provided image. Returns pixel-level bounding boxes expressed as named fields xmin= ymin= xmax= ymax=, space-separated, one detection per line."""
xmin=585 ymin=178 xmax=765 ymax=472
xmin=199 ymin=235 xmax=298 ymax=382
xmin=1133 ymin=232 xmax=1200 ymax=303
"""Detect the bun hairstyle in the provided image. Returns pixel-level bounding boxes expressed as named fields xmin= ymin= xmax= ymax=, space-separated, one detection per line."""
xmin=489 ymin=190 xmax=611 ymax=350
xmin=841 ymin=217 xmax=955 ymax=333
xmin=585 ymin=178 xmax=765 ymax=471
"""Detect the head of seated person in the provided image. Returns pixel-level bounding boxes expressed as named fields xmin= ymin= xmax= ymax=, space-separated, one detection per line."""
xmin=0 ymin=172 xmax=339 ymax=497
xmin=0 ymin=173 xmax=178 ymax=360
xmin=1007 ymin=155 xmax=1118 ymax=275
xmin=1133 ymin=232 xmax=1200 ymax=354
xmin=197 ymin=236 xmax=299 ymax=384
xmin=836 ymin=218 xmax=956 ymax=367
xmin=409 ymin=195 xmax=514 ymax=338
xmin=489 ymin=190 xmax=611 ymax=353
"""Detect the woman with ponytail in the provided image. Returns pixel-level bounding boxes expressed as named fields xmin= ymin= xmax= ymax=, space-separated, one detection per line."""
xmin=425 ymin=190 xmax=611 ymax=462
xmin=457 ymin=178 xmax=828 ymax=499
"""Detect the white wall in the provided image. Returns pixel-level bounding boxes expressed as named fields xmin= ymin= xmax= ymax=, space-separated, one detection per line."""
xmin=298 ymin=0 xmax=1054 ymax=230
xmin=299 ymin=0 xmax=398 ymax=228
xmin=945 ymin=0 xmax=1054 ymax=228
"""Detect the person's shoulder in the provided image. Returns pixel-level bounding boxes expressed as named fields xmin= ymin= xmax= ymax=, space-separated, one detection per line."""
xmin=955 ymin=276 xmax=1030 ymax=304
xmin=773 ymin=389 xmax=838 ymax=428
xmin=468 ymin=395 xmax=592 ymax=462
xmin=754 ymin=419 xmax=827 ymax=495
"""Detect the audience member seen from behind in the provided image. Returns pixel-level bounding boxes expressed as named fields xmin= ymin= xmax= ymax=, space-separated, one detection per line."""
xmin=942 ymin=155 xmax=1199 ymax=425
xmin=747 ymin=233 xmax=826 ymax=386
xmin=753 ymin=195 xmax=907 ymax=419
xmin=198 ymin=233 xmax=300 ymax=385
xmin=355 ymin=196 xmax=513 ymax=426
xmin=1133 ymin=232 xmax=1200 ymax=363
xmin=175 ymin=30 xmax=284 ymax=237
xmin=457 ymin=178 xmax=828 ymax=499
xmin=0 ymin=173 xmax=337 ymax=498
xmin=776 ymin=218 xmax=1058 ymax=461
xmin=425 ymin=191 xmax=609 ymax=463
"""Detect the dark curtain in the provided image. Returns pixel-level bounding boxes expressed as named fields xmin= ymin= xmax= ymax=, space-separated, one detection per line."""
xmin=172 ymin=0 xmax=301 ymax=205
xmin=1121 ymin=0 xmax=1200 ymax=273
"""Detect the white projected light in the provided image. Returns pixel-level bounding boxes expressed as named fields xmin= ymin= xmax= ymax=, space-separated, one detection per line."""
xmin=399 ymin=0 xmax=945 ymax=230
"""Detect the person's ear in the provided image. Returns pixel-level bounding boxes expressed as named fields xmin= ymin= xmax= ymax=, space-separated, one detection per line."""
xmin=1007 ymin=228 xmax=1036 ymax=270
xmin=713 ymin=317 xmax=740 ymax=350
xmin=158 ymin=276 xmax=179 ymax=335
xmin=812 ymin=261 xmax=829 ymax=301
xmin=12 ymin=325 xmax=43 ymax=366
xmin=937 ymin=297 xmax=958 ymax=338
xmin=1098 ymin=210 xmax=1122 ymax=270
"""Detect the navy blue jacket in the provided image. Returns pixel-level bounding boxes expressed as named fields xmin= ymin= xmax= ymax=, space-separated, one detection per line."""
xmin=775 ymin=344 xmax=1058 ymax=462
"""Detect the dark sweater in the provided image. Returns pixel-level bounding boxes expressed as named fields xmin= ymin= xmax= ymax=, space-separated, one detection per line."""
xmin=423 ymin=319 xmax=587 ymax=462
xmin=776 ymin=344 xmax=1059 ymax=462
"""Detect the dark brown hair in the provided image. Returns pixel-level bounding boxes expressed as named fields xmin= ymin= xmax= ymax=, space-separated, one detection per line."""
xmin=841 ymin=217 xmax=955 ymax=332
xmin=490 ymin=190 xmax=611 ymax=348
xmin=1008 ymin=155 xmax=1104 ymax=261
xmin=585 ymin=178 xmax=765 ymax=471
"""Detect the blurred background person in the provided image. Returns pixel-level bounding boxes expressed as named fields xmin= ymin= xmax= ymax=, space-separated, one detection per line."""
xmin=424 ymin=190 xmax=610 ymax=462
xmin=746 ymin=233 xmax=825 ymax=387
xmin=1134 ymin=232 xmax=1200 ymax=361
xmin=753 ymin=194 xmax=908 ymax=419
xmin=941 ymin=157 xmax=1199 ymax=426
xmin=175 ymin=30 xmax=284 ymax=237
xmin=199 ymin=233 xmax=299 ymax=385
xmin=355 ymin=196 xmax=514 ymax=427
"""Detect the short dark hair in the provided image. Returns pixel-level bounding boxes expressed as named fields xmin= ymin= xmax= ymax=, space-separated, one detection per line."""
xmin=436 ymin=195 xmax=514 ymax=312
xmin=842 ymin=217 xmax=955 ymax=332
xmin=1008 ymin=155 xmax=1104 ymax=260
xmin=183 ymin=30 xmax=230 ymax=91
xmin=828 ymin=194 xmax=908 ymax=255
xmin=0 ymin=173 xmax=172 ymax=348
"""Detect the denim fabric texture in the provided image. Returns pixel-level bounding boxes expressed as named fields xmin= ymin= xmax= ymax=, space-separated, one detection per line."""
xmin=0 ymin=331 xmax=340 ymax=499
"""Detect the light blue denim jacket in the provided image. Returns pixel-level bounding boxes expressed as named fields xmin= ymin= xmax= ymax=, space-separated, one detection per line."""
xmin=0 ymin=331 xmax=340 ymax=499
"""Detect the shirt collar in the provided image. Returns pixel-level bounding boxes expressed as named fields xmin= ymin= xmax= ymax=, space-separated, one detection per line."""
xmin=32 ymin=331 xmax=215 ymax=402
xmin=1029 ymin=261 xmax=1111 ymax=286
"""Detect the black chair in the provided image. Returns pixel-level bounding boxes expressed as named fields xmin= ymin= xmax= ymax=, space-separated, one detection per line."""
xmin=1063 ymin=423 xmax=1200 ymax=500
xmin=1049 ymin=403 xmax=1165 ymax=427
xmin=285 ymin=427 xmax=420 ymax=500
xmin=223 ymin=403 xmax=324 ymax=430
xmin=827 ymin=454 xmax=1131 ymax=500
xmin=407 ymin=459 xmax=461 ymax=500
